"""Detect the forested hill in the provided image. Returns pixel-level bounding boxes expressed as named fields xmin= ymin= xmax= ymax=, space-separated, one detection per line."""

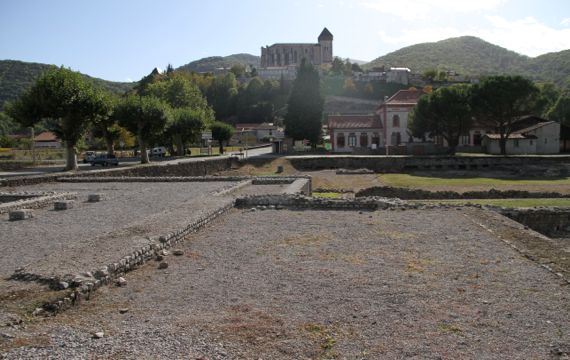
xmin=0 ymin=60 xmax=134 ymax=109
xmin=176 ymin=53 xmax=260 ymax=73
xmin=364 ymin=36 xmax=570 ymax=87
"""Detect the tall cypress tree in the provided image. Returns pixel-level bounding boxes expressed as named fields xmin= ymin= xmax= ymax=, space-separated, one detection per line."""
xmin=284 ymin=59 xmax=323 ymax=145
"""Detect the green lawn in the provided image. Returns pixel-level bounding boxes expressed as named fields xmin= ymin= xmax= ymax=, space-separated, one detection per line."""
xmin=312 ymin=192 xmax=343 ymax=199
xmin=381 ymin=173 xmax=570 ymax=187
xmin=412 ymin=198 xmax=570 ymax=208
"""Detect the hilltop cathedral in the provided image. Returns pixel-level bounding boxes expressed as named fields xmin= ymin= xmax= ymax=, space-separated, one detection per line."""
xmin=260 ymin=28 xmax=334 ymax=68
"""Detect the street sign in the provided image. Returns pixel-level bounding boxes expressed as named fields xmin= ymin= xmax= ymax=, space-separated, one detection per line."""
xmin=201 ymin=130 xmax=212 ymax=140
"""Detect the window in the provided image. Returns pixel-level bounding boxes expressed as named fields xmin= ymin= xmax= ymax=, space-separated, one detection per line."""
xmin=392 ymin=114 xmax=400 ymax=127
xmin=348 ymin=133 xmax=357 ymax=147
xmin=372 ymin=133 xmax=380 ymax=147
xmin=461 ymin=135 xmax=470 ymax=145
xmin=360 ymin=133 xmax=368 ymax=147
xmin=514 ymin=139 xmax=519 ymax=147
xmin=336 ymin=133 xmax=345 ymax=148
xmin=391 ymin=132 xmax=401 ymax=145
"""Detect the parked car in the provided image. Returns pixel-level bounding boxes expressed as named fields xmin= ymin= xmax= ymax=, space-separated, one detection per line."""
xmin=91 ymin=154 xmax=119 ymax=166
xmin=83 ymin=151 xmax=97 ymax=163
xmin=150 ymin=146 xmax=167 ymax=157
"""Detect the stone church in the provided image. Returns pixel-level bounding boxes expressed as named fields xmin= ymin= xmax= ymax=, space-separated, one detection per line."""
xmin=260 ymin=28 xmax=333 ymax=68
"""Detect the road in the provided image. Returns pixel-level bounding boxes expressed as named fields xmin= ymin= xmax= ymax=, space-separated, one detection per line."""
xmin=0 ymin=146 xmax=273 ymax=179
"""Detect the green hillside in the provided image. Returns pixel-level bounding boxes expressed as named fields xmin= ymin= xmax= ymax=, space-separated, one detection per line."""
xmin=364 ymin=36 xmax=570 ymax=87
xmin=0 ymin=60 xmax=134 ymax=109
xmin=177 ymin=53 xmax=260 ymax=73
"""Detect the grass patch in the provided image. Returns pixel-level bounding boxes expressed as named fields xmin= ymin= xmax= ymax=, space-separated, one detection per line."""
xmin=312 ymin=192 xmax=343 ymax=199
xmin=412 ymin=198 xmax=570 ymax=208
xmin=381 ymin=173 xmax=570 ymax=188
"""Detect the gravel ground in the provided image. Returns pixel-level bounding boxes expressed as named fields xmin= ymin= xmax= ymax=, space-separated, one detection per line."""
xmin=0 ymin=182 xmax=235 ymax=278
xmin=2 ymin=208 xmax=568 ymax=359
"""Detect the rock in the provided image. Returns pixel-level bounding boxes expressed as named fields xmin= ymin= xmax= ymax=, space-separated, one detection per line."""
xmin=173 ymin=249 xmax=184 ymax=256
xmin=94 ymin=267 xmax=109 ymax=279
xmin=54 ymin=200 xmax=74 ymax=211
xmin=0 ymin=332 xmax=15 ymax=339
xmin=159 ymin=250 xmax=169 ymax=256
xmin=32 ymin=308 xmax=44 ymax=316
xmin=58 ymin=281 xmax=69 ymax=290
xmin=116 ymin=277 xmax=127 ymax=287
xmin=158 ymin=261 xmax=169 ymax=269
xmin=119 ymin=308 xmax=129 ymax=314
xmin=87 ymin=194 xmax=104 ymax=202
xmin=9 ymin=209 xmax=33 ymax=221
xmin=93 ymin=331 xmax=104 ymax=339
xmin=155 ymin=254 xmax=164 ymax=261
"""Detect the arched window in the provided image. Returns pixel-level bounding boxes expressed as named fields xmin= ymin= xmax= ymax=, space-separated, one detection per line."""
xmin=336 ymin=133 xmax=345 ymax=148
xmin=360 ymin=133 xmax=368 ymax=147
xmin=392 ymin=114 xmax=400 ymax=128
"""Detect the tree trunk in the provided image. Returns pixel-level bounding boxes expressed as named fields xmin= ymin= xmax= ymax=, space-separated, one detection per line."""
xmin=105 ymin=131 xmax=115 ymax=157
xmin=175 ymin=134 xmax=184 ymax=156
xmin=64 ymin=142 xmax=78 ymax=171
xmin=219 ymin=140 xmax=224 ymax=154
xmin=138 ymin=130 xmax=150 ymax=164
xmin=499 ymin=137 xmax=507 ymax=156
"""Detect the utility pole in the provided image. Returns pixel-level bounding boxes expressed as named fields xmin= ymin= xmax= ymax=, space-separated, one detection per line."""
xmin=31 ymin=127 xmax=36 ymax=164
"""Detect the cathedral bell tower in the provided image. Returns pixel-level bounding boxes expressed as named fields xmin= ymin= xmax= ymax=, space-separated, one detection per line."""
xmin=318 ymin=27 xmax=333 ymax=64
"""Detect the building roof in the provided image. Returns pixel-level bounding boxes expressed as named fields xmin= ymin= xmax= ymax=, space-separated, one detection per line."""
xmin=235 ymin=123 xmax=278 ymax=131
xmin=512 ymin=121 xmax=557 ymax=135
xmin=328 ymin=115 xmax=382 ymax=130
xmin=318 ymin=27 xmax=333 ymax=41
xmin=35 ymin=131 xmax=59 ymax=142
xmin=484 ymin=133 xmax=537 ymax=140
xmin=383 ymin=89 xmax=425 ymax=107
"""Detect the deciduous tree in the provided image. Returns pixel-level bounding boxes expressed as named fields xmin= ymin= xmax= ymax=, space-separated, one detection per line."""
xmin=6 ymin=67 xmax=107 ymax=170
xmin=210 ymin=121 xmax=234 ymax=154
xmin=115 ymin=95 xmax=170 ymax=163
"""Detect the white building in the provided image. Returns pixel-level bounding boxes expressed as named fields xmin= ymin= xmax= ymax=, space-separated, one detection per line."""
xmin=376 ymin=89 xmax=424 ymax=146
xmin=328 ymin=115 xmax=383 ymax=153
xmin=482 ymin=121 xmax=560 ymax=155
xmin=386 ymin=67 xmax=410 ymax=85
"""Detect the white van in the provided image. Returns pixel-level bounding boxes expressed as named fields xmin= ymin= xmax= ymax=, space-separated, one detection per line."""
xmin=150 ymin=147 xmax=167 ymax=157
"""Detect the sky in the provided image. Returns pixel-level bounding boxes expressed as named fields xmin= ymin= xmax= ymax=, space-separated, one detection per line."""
xmin=1 ymin=0 xmax=569 ymax=82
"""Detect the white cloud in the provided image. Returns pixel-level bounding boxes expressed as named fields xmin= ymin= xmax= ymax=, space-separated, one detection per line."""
xmin=375 ymin=16 xmax=570 ymax=57
xmin=359 ymin=0 xmax=506 ymax=20
xmin=479 ymin=16 xmax=570 ymax=56
xmin=562 ymin=17 xmax=570 ymax=26
xmin=125 ymin=77 xmax=133 ymax=82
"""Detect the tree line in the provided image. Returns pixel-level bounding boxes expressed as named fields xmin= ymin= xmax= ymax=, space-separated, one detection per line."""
xmin=409 ymin=75 xmax=570 ymax=155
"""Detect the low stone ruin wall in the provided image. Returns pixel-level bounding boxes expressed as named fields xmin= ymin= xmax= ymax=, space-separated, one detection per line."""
xmin=0 ymin=191 xmax=78 ymax=214
xmin=356 ymin=186 xmax=569 ymax=200
xmin=79 ymin=157 xmax=233 ymax=178
xmin=289 ymin=155 xmax=570 ymax=172
xmin=0 ymin=157 xmax=234 ymax=187
xmin=283 ymin=178 xmax=312 ymax=195
xmin=500 ymin=208 xmax=570 ymax=237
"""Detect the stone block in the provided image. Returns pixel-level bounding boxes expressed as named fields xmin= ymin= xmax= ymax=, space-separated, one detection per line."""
xmin=9 ymin=209 xmax=33 ymax=221
xmin=54 ymin=200 xmax=75 ymax=210
xmin=88 ymin=194 xmax=104 ymax=202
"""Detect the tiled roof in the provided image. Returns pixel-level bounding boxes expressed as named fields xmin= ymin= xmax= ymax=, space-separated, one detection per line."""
xmin=513 ymin=121 xmax=557 ymax=134
xmin=34 ymin=131 xmax=59 ymax=142
xmin=385 ymin=89 xmax=425 ymax=106
xmin=484 ymin=133 xmax=537 ymax=140
xmin=235 ymin=123 xmax=277 ymax=130
xmin=328 ymin=115 xmax=382 ymax=129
